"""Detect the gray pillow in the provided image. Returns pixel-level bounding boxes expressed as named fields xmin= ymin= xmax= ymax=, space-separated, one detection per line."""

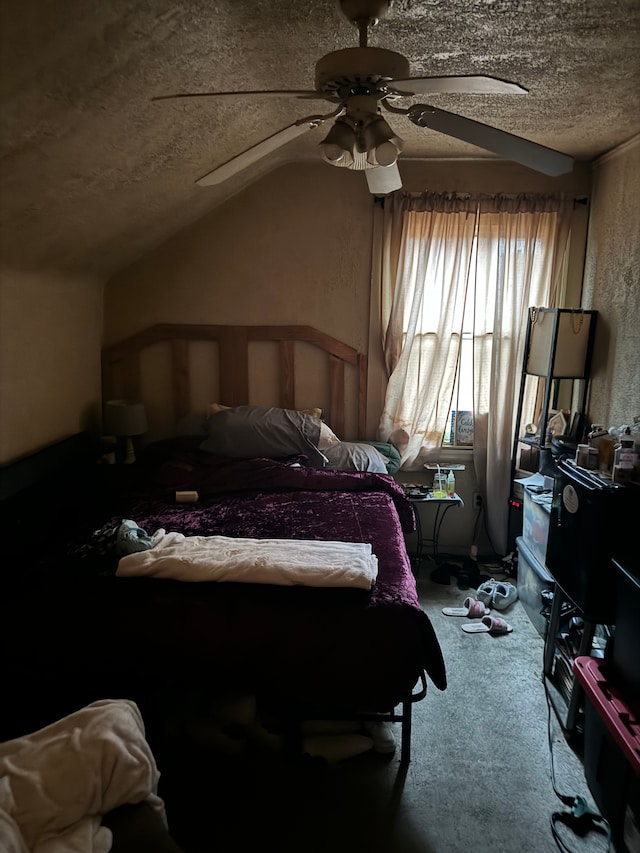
xmin=175 ymin=411 xmax=209 ymax=436
xmin=323 ymin=442 xmax=390 ymax=473
xmin=200 ymin=405 xmax=327 ymax=467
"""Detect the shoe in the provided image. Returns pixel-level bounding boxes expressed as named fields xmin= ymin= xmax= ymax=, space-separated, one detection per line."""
xmin=491 ymin=582 xmax=518 ymax=611
xmin=363 ymin=721 xmax=396 ymax=755
xmin=475 ymin=578 xmax=499 ymax=606
xmin=442 ymin=597 xmax=490 ymax=618
xmin=462 ymin=615 xmax=513 ymax=635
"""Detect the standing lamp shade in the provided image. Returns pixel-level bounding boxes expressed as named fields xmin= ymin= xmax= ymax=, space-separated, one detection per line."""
xmin=526 ymin=308 xmax=596 ymax=378
xmin=103 ymin=399 xmax=147 ymax=463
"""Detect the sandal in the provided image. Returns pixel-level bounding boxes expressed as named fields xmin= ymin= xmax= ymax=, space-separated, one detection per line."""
xmin=462 ymin=615 xmax=513 ymax=635
xmin=442 ymin=597 xmax=490 ymax=618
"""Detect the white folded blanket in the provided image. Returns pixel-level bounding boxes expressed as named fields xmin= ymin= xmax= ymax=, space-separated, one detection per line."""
xmin=0 ymin=699 xmax=165 ymax=853
xmin=117 ymin=531 xmax=378 ymax=590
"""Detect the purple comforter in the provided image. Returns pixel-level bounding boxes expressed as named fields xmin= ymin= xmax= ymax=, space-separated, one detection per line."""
xmin=121 ymin=441 xmax=418 ymax=609
xmin=51 ymin=441 xmax=447 ymax=710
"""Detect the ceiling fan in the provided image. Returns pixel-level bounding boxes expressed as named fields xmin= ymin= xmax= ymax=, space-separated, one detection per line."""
xmin=153 ymin=0 xmax=574 ymax=193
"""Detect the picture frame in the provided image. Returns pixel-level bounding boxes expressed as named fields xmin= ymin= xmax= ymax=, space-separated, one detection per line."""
xmin=455 ymin=410 xmax=474 ymax=446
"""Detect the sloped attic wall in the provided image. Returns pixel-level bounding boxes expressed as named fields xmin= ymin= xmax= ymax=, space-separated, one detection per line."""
xmin=104 ymin=158 xmax=592 ymax=441
xmin=103 ymin=163 xmax=376 ymax=442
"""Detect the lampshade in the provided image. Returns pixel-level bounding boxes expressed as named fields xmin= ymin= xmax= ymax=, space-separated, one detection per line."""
xmin=319 ymin=111 xmax=403 ymax=172
xmin=103 ymin=399 xmax=148 ymax=437
xmin=319 ymin=117 xmax=357 ymax=166
xmin=363 ymin=115 xmax=403 ymax=167
xmin=526 ymin=309 xmax=595 ymax=378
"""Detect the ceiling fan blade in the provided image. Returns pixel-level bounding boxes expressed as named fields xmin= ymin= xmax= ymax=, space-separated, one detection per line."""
xmin=392 ymin=75 xmax=528 ymax=96
xmin=365 ymin=164 xmax=402 ymax=195
xmin=153 ymin=90 xmax=322 ymax=103
xmin=196 ymin=119 xmax=320 ymax=187
xmin=407 ymin=104 xmax=574 ymax=176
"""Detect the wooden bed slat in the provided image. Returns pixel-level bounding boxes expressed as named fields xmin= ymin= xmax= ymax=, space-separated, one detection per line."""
xmin=171 ymin=340 xmax=190 ymax=420
xmin=358 ymin=353 xmax=368 ymax=440
xmin=329 ymin=356 xmax=345 ymax=438
xmin=102 ymin=324 xmax=367 ymax=438
xmin=227 ymin=326 xmax=248 ymax=406
xmin=121 ymin=353 xmax=141 ymax=404
xmin=279 ymin=340 xmax=295 ymax=410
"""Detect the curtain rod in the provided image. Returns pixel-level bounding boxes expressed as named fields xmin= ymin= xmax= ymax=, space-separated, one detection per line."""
xmin=374 ymin=195 xmax=590 ymax=209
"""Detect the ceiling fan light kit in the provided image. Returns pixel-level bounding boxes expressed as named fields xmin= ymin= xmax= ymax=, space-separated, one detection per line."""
xmin=319 ymin=100 xmax=403 ymax=171
xmin=159 ymin=0 xmax=574 ymax=192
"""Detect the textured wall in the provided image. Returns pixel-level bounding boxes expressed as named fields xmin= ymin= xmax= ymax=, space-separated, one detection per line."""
xmin=105 ymin=158 xmax=591 ymax=442
xmin=0 ymin=269 xmax=103 ymax=463
xmin=581 ymin=137 xmax=640 ymax=430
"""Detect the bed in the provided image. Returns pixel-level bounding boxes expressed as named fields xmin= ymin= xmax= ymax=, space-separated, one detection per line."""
xmin=1 ymin=325 xmax=446 ymax=765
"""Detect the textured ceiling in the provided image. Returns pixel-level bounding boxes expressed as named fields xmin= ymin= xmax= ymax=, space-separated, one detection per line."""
xmin=1 ymin=0 xmax=639 ymax=279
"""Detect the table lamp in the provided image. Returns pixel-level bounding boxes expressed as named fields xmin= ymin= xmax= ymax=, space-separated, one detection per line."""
xmin=103 ymin=399 xmax=147 ymax=464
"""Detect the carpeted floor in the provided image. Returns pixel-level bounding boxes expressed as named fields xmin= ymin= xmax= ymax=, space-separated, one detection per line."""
xmin=157 ymin=572 xmax=610 ymax=853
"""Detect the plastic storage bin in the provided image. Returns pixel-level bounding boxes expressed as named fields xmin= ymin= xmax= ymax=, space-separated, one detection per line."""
xmin=573 ymin=656 xmax=640 ymax=853
xmin=611 ymin=557 xmax=640 ymax=718
xmin=516 ymin=535 xmax=554 ymax=638
xmin=522 ymin=485 xmax=551 ymax=565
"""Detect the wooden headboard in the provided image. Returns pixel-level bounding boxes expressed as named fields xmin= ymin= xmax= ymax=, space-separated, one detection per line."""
xmin=102 ymin=324 xmax=368 ymax=440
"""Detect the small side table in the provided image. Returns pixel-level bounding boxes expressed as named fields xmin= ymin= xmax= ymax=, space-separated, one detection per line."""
xmin=404 ymin=490 xmax=465 ymax=568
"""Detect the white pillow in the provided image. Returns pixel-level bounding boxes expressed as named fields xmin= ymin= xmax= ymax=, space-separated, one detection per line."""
xmin=318 ymin=421 xmax=341 ymax=450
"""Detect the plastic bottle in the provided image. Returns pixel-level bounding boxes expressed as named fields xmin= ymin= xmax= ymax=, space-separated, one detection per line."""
xmin=588 ymin=423 xmax=608 ymax=469
xmin=612 ymin=428 xmax=637 ymax=485
xmin=575 ymin=444 xmax=589 ymax=467
xmin=446 ymin=469 xmax=456 ymax=498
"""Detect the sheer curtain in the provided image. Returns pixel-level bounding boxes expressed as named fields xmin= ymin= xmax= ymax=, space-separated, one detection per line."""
xmin=376 ymin=192 xmax=574 ymax=555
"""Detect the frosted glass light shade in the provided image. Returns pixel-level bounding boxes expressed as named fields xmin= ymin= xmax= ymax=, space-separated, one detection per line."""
xmin=526 ymin=308 xmax=595 ymax=378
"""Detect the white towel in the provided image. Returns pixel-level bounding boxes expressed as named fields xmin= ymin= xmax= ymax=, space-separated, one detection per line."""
xmin=117 ymin=532 xmax=378 ymax=590
xmin=0 ymin=699 xmax=165 ymax=853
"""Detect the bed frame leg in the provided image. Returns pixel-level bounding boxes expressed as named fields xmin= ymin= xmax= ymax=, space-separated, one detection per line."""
xmin=400 ymin=698 xmax=412 ymax=765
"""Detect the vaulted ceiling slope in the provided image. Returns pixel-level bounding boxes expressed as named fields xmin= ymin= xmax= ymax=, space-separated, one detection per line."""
xmin=1 ymin=0 xmax=638 ymax=279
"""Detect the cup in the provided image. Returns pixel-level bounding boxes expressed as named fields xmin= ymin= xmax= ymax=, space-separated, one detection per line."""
xmin=433 ymin=473 xmax=447 ymax=498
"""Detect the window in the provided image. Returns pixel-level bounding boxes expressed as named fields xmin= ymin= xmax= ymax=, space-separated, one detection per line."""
xmin=379 ymin=197 xmax=566 ymax=471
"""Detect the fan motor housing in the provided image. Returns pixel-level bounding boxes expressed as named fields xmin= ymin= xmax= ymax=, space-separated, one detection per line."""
xmin=315 ymin=47 xmax=410 ymax=98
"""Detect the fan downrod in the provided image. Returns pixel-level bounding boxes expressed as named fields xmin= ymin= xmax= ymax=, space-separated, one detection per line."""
xmin=338 ymin=0 xmax=391 ymax=46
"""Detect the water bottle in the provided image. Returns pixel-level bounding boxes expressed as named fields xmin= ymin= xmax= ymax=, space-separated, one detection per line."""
xmin=447 ymin=470 xmax=456 ymax=498
xmin=613 ymin=428 xmax=637 ymax=485
xmin=588 ymin=423 xmax=608 ymax=470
